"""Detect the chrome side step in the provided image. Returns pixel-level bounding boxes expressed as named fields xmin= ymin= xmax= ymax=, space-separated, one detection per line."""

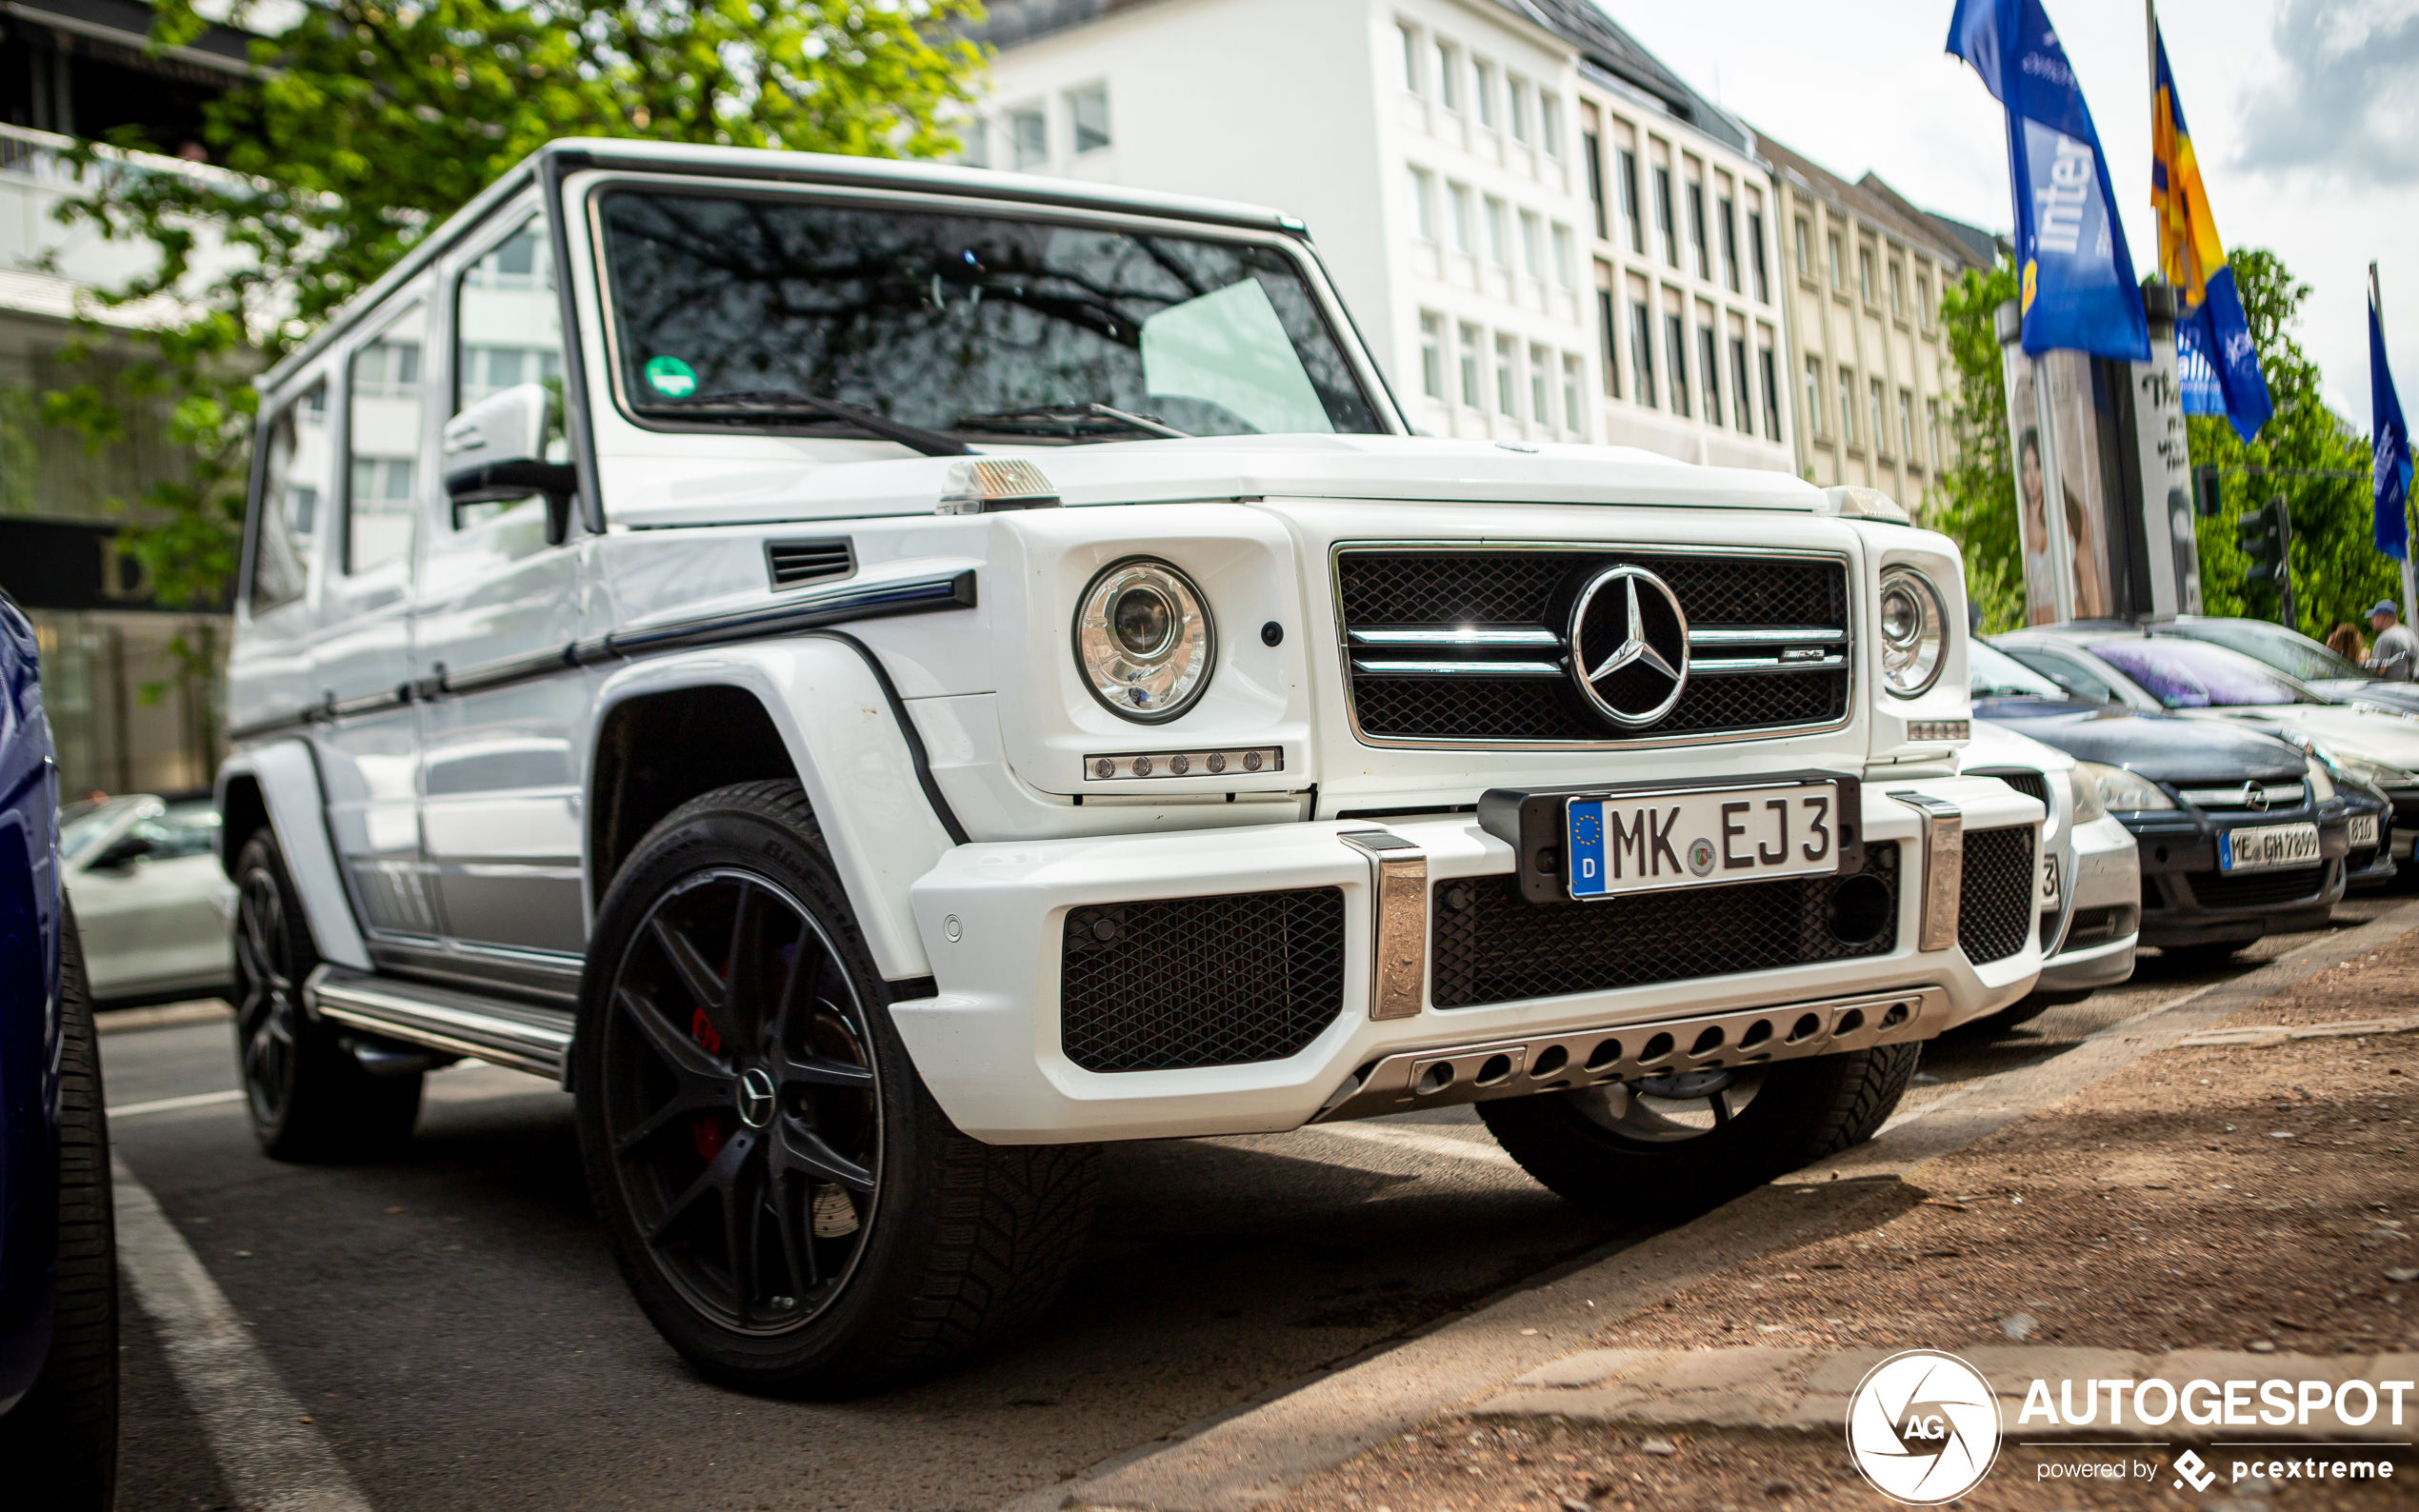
xmin=306 ymin=965 xmax=574 ymax=1082
xmin=1310 ymin=985 xmax=1949 ymax=1124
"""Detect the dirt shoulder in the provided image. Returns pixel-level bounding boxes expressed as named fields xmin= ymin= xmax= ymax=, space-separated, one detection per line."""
xmin=1260 ymin=934 xmax=2419 ymax=1512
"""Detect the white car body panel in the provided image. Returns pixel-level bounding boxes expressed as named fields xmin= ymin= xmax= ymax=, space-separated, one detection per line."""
xmin=216 ymin=742 xmax=371 ymax=970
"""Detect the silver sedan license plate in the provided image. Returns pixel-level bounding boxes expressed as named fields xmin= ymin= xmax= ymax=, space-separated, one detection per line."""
xmin=2217 ymin=821 xmax=2320 ymax=874
xmin=1565 ymin=782 xmax=1841 ymax=900
xmin=2352 ymin=813 xmax=2382 ymax=848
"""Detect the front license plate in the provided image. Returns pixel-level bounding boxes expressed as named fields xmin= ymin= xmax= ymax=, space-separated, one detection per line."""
xmin=2040 ymin=854 xmax=2061 ymax=906
xmin=2352 ymin=813 xmax=2382 ymax=848
xmin=1565 ymin=783 xmax=1841 ymax=900
xmin=2217 ymin=821 xmax=2321 ymax=874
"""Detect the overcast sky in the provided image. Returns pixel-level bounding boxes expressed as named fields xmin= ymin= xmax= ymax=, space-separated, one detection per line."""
xmin=1603 ymin=0 xmax=2419 ymax=428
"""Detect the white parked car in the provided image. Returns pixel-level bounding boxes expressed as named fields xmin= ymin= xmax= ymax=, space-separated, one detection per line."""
xmin=214 ymin=139 xmax=2043 ymax=1395
xmin=62 ymin=796 xmax=236 ymax=1004
xmin=1961 ymin=718 xmax=2139 ymax=1018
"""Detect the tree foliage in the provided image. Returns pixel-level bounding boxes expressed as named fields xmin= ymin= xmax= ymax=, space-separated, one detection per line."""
xmin=46 ymin=0 xmax=986 ymax=615
xmin=1929 ymin=262 xmax=2025 ymax=632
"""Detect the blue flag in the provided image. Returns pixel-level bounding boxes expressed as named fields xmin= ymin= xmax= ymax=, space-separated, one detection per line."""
xmin=1948 ymin=0 xmax=2150 ymax=361
xmin=2152 ymin=28 xmax=2271 ymax=441
xmin=2378 ymin=294 xmax=2413 ymax=562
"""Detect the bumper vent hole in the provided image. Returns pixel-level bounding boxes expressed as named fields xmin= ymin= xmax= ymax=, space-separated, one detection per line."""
xmin=1689 ymin=1026 xmax=1725 ymax=1057
xmin=1834 ymin=1007 xmax=1866 ymax=1035
xmin=1881 ymin=1001 xmax=1910 ymax=1028
xmin=1415 ymin=1063 xmax=1454 ymax=1095
xmin=1827 ymin=873 xmax=1893 ymax=945
xmin=1530 ymin=1044 xmax=1569 ymax=1078
xmin=1739 ymin=1019 xmax=1773 ymax=1049
xmin=1788 ymin=1013 xmax=1823 ymax=1043
xmin=1475 ymin=1053 xmax=1515 ymax=1086
xmin=1585 ymin=1039 xmax=1623 ymax=1073
xmin=1640 ymin=1031 xmax=1675 ymax=1064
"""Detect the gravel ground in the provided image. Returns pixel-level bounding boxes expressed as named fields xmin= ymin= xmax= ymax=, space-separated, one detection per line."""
xmin=1262 ymin=932 xmax=2419 ymax=1512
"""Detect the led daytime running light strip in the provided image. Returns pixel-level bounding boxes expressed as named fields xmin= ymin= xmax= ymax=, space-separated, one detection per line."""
xmin=1087 ymin=747 xmax=1284 ymax=780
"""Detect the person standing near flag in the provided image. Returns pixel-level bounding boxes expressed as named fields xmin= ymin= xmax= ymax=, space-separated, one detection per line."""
xmin=2150 ymin=14 xmax=2272 ymax=443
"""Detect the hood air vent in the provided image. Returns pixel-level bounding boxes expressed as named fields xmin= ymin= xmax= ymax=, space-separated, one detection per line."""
xmin=766 ymin=538 xmax=855 ymax=590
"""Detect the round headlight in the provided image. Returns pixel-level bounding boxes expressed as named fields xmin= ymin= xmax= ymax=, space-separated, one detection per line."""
xmin=1074 ymin=558 xmax=1214 ymax=722
xmin=1876 ymin=567 xmax=1947 ymax=697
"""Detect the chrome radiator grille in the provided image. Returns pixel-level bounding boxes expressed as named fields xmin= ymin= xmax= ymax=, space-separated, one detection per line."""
xmin=1334 ymin=547 xmax=1852 ymax=745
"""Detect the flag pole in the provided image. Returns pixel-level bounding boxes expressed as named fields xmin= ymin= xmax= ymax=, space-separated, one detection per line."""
xmin=2381 ymin=260 xmax=2416 ymax=629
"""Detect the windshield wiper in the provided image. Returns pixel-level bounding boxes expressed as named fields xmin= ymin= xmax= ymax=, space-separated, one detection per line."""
xmin=950 ymin=402 xmax=1192 ymax=441
xmin=638 ymin=388 xmax=970 ymax=457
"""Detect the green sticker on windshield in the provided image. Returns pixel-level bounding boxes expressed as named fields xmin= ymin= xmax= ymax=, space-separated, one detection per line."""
xmin=643 ymin=355 xmax=697 ymax=397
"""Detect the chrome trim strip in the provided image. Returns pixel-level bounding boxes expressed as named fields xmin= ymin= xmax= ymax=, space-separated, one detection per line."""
xmin=1689 ymin=652 xmax=1848 ymax=675
xmin=1339 ymin=831 xmax=1429 ymax=1021
xmin=1310 ymin=985 xmax=1949 ymax=1124
xmin=1330 ymin=541 xmax=1858 ymax=752
xmin=1892 ymin=793 xmax=1965 ymax=953
xmin=1348 ymin=627 xmax=1562 ymax=647
xmin=1687 ymin=626 xmax=1847 ymax=646
xmin=1349 ymin=658 xmax=1565 ymax=678
xmin=306 ymin=965 xmax=572 ymax=1080
xmin=2177 ymin=781 xmax=2308 ymax=807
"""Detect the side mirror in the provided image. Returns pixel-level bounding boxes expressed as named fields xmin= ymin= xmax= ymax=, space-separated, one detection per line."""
xmin=443 ymin=382 xmax=580 ymax=545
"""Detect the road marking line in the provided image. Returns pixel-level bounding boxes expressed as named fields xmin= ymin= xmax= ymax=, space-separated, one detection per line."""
xmin=110 ymin=1088 xmax=247 ymax=1118
xmin=1299 ymin=1120 xmax=1519 ymax=1167
xmin=111 ymin=1156 xmax=372 ymax=1512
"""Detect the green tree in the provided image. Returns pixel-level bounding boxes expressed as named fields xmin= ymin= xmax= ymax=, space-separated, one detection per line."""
xmin=47 ymin=0 xmax=986 ymax=620
xmin=1929 ymin=262 xmax=2025 ymax=632
xmin=2183 ymin=249 xmax=2386 ymax=641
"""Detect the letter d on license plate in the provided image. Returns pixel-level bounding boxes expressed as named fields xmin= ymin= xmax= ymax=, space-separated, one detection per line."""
xmin=1566 ymin=782 xmax=1841 ymax=900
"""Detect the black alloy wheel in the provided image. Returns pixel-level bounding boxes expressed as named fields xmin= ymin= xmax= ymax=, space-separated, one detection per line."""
xmin=233 ymin=863 xmax=302 ymax=1127
xmin=596 ymin=866 xmax=883 ymax=1335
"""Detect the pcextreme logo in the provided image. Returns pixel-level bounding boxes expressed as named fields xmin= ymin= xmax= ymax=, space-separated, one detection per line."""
xmin=1846 ymin=1351 xmax=2002 ymax=1504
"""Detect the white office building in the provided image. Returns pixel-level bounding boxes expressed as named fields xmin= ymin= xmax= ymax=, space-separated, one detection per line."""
xmin=966 ymin=0 xmax=1791 ymax=470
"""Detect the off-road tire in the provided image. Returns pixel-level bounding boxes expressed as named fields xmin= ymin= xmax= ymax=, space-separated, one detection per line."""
xmin=230 ymin=830 xmax=421 ymax=1160
xmin=0 ymin=902 xmax=118 ymax=1509
xmin=575 ymin=780 xmax=1100 ymax=1397
xmin=1477 ymin=1043 xmax=1922 ymax=1219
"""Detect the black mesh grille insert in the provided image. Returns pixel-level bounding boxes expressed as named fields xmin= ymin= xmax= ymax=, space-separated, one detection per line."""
xmin=1060 ymin=888 xmax=1346 ymax=1072
xmin=2186 ymin=864 xmax=2330 ymax=910
xmin=1973 ymin=769 xmax=2049 ymax=810
xmin=1337 ymin=548 xmax=1850 ymax=744
xmin=1958 ymin=826 xmax=2036 ymax=965
xmin=1429 ymin=844 xmax=1899 ymax=1009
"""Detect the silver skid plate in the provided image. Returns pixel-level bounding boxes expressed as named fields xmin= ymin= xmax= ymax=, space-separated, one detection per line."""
xmin=1310 ymin=985 xmax=1949 ymax=1124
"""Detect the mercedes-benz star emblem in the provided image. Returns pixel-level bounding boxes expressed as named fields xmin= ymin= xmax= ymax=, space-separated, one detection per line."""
xmin=736 ymin=1065 xmax=778 ymax=1129
xmin=1569 ymin=565 xmax=1690 ymax=727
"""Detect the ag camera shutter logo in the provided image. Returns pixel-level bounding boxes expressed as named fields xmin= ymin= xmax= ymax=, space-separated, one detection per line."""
xmin=1846 ymin=1350 xmax=2002 ymax=1503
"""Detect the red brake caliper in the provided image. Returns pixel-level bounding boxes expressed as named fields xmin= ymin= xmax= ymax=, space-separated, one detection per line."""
xmin=690 ymin=1007 xmax=728 ymax=1160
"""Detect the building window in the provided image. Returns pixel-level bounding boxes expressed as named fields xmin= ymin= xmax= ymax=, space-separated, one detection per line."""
xmin=1858 ymin=246 xmax=1875 ymax=304
xmin=1899 ymin=388 xmax=1917 ymax=463
xmin=956 ymin=116 xmax=989 ymax=169
xmin=1665 ymin=311 xmax=1690 ymax=419
xmin=1473 ymin=60 xmax=1496 ymax=128
xmin=1729 ymin=335 xmax=1752 ymax=435
xmin=1837 ymin=367 xmax=1855 ymax=446
xmin=1687 ymin=180 xmax=1709 ymax=280
xmin=1519 ymin=210 xmax=1541 ymax=278
xmin=1927 ymin=397 xmax=1943 ymax=464
xmin=1697 ymin=323 xmax=1722 ymax=428
xmin=1889 ymin=259 xmax=1906 ymax=317
xmin=1916 ymin=272 xmax=1932 ymax=327
xmin=1433 ymin=41 xmax=1458 ymax=109
xmin=1419 ymin=312 xmax=1443 ymax=399
xmin=1010 ymin=108 xmax=1047 ymax=169
xmin=1069 ymin=86 xmax=1110 ymax=153
xmin=1868 ymin=378 xmax=1887 ymax=455
xmin=1827 ymin=231 xmax=1844 ymax=288
xmin=1409 ymin=167 xmax=1434 ymax=240
xmin=1584 ymin=131 xmax=1606 ymax=239
xmin=1619 ymin=148 xmax=1643 ymax=255
xmin=1448 ymin=183 xmax=1472 ymax=254
xmin=1495 ymin=333 xmax=1517 ymax=415
xmin=1562 ymin=353 xmax=1583 ymax=431
xmin=1597 ymin=288 xmax=1621 ymax=397
xmin=1803 ymin=355 xmax=1823 ymax=434
xmin=1760 ymin=347 xmax=1782 ymax=442
xmin=1794 ymin=217 xmax=1811 ymax=277
xmin=1655 ymin=165 xmax=1678 ymax=268
xmin=1458 ymin=323 xmax=1482 ymax=408
xmin=1529 ymin=344 xmax=1550 ymax=427
xmin=1400 ymin=23 xmax=1420 ymax=91
xmin=1509 ymin=78 xmax=1530 ymax=144
xmin=1550 ymin=224 xmax=1573 ymax=287
xmin=1485 ymin=197 xmax=1508 ymax=265
xmin=1541 ymin=95 xmax=1562 ymax=156
xmin=1631 ymin=300 xmax=1657 ymax=408
xmin=1718 ymin=194 xmax=1739 ymax=293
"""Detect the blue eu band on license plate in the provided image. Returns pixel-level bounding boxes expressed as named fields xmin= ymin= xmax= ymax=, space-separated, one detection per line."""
xmin=1565 ymin=783 xmax=1841 ymax=900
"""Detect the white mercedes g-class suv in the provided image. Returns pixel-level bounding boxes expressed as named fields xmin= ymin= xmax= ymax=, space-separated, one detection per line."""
xmin=217 ymin=140 xmax=2042 ymax=1395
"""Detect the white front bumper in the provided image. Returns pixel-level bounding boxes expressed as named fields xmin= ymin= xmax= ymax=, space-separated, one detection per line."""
xmin=2039 ymin=812 xmax=2142 ymax=992
xmin=896 ymin=776 xmax=2043 ymax=1143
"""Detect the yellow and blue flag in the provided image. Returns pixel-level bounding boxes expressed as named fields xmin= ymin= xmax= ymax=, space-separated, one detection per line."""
xmin=2152 ymin=25 xmax=2271 ymax=441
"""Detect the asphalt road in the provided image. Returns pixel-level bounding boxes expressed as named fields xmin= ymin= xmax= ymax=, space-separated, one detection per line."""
xmin=96 ymin=892 xmax=2411 ymax=1511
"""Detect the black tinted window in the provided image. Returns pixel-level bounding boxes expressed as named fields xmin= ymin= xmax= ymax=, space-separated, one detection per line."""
xmin=598 ymin=189 xmax=1384 ymax=441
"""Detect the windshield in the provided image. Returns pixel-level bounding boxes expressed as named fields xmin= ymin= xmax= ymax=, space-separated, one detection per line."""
xmin=598 ymin=189 xmax=1386 ymax=444
xmin=1971 ymin=643 xmax=2068 ymax=699
xmin=2088 ymin=638 xmax=2308 ymax=709
xmin=2171 ymin=621 xmax=2365 ymax=683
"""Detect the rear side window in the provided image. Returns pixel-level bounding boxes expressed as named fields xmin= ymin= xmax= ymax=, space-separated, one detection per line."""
xmin=250 ymin=381 xmax=328 ymax=613
xmin=347 ymin=302 xmax=428 ymax=573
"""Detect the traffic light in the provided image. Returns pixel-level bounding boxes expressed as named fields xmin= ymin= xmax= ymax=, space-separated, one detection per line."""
xmin=2235 ymin=494 xmax=2294 ymax=627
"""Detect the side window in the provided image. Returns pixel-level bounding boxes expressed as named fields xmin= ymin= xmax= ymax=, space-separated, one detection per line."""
xmin=452 ymin=216 xmax=568 ymax=527
xmin=2003 ymin=647 xmax=2116 ymax=705
xmin=250 ymin=381 xmax=329 ymax=613
xmin=346 ymin=303 xmax=428 ymax=573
